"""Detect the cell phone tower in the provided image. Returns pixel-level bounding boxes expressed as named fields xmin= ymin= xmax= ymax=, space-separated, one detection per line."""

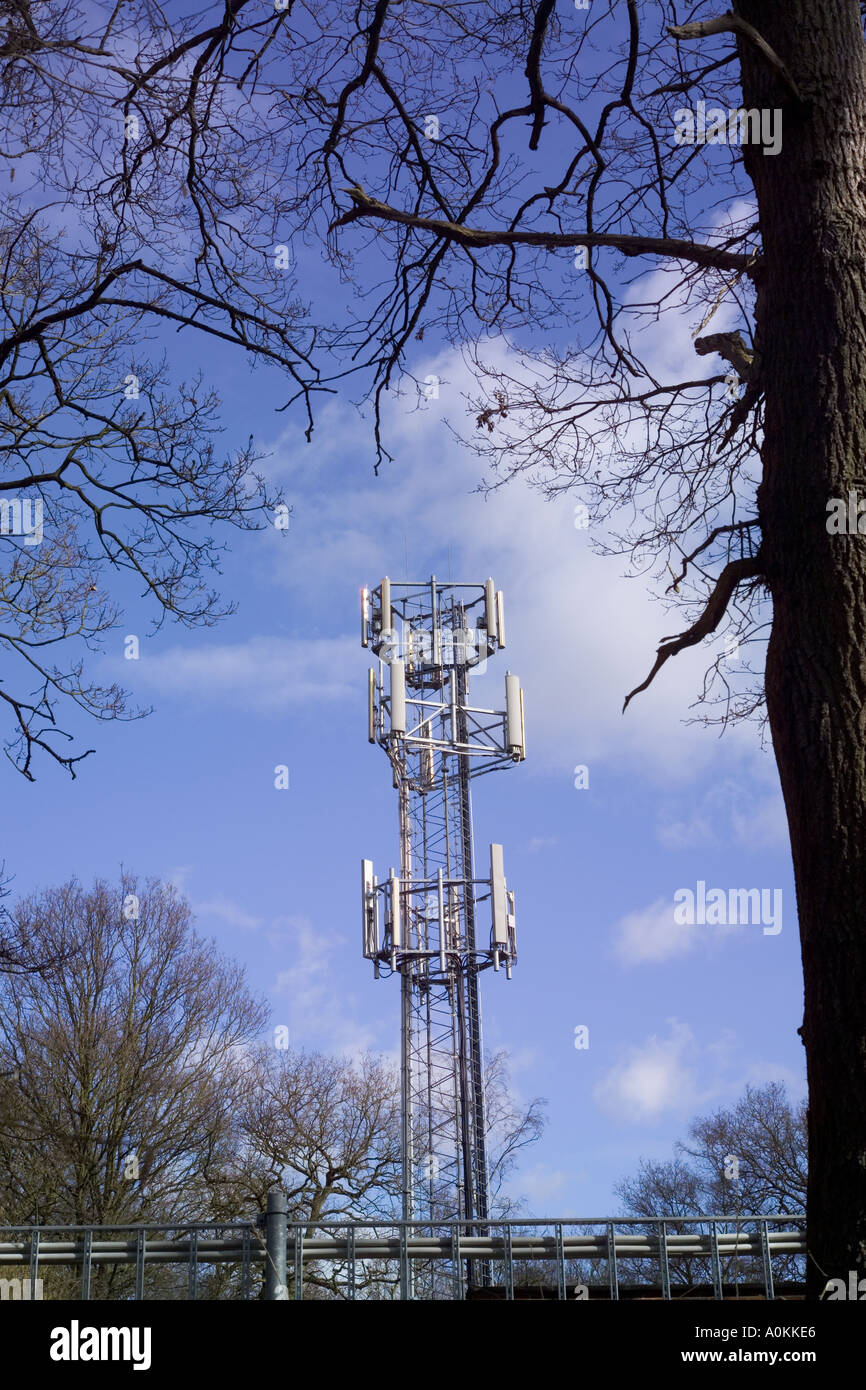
xmin=360 ymin=576 xmax=525 ymax=1295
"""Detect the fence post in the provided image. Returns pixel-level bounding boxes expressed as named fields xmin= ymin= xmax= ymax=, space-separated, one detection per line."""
xmin=265 ymin=1190 xmax=288 ymax=1300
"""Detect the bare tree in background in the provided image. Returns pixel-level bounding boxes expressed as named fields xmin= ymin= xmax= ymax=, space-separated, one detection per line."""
xmin=208 ymin=1044 xmax=543 ymax=1298
xmin=0 ymin=868 xmax=542 ymax=1299
xmin=616 ymin=1081 xmax=807 ymax=1291
xmin=484 ymin=1049 xmax=546 ymax=1214
xmin=215 ymin=1046 xmax=402 ymax=1298
xmin=0 ymin=873 xmax=267 ymax=1295
xmin=680 ymin=1080 xmax=808 ymax=1216
xmin=228 ymin=1047 xmax=403 ymax=1222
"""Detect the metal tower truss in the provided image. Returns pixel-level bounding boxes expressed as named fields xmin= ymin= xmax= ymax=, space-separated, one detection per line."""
xmin=359 ymin=577 xmax=524 ymax=1293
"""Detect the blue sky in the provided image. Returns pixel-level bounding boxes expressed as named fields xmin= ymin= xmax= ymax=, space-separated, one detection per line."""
xmin=1 ymin=281 xmax=805 ymax=1216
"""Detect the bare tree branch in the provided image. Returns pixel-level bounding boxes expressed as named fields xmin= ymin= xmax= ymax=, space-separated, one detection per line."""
xmin=524 ymin=0 xmax=556 ymax=151
xmin=667 ymin=11 xmax=804 ymax=103
xmin=333 ymin=186 xmax=760 ymax=273
xmin=623 ymin=555 xmax=763 ymax=712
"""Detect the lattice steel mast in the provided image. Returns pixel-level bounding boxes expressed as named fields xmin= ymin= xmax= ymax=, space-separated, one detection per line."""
xmin=360 ymin=577 xmax=524 ymax=1287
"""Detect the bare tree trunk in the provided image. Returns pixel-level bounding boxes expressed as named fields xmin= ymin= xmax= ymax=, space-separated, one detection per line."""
xmin=737 ymin=0 xmax=866 ymax=1294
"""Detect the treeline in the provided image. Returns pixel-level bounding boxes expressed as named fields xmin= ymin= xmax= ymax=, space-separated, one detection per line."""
xmin=0 ymin=873 xmax=541 ymax=1298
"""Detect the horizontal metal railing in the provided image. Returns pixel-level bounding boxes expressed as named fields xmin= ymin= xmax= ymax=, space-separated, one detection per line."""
xmin=0 ymin=1214 xmax=806 ymax=1301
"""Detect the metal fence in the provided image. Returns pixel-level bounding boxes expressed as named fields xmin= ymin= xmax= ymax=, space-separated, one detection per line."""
xmin=0 ymin=1200 xmax=806 ymax=1301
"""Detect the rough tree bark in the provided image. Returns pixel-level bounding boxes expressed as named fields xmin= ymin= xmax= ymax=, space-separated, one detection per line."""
xmin=737 ymin=0 xmax=866 ymax=1293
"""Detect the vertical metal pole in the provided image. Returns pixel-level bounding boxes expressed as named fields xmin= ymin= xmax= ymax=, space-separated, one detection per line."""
xmin=399 ymin=1223 xmax=410 ymax=1301
xmin=455 ymin=656 xmax=491 ymax=1289
xmin=347 ymin=1225 xmax=356 ymax=1301
xmin=504 ymin=1224 xmax=514 ymax=1301
xmin=710 ymin=1220 xmax=723 ymax=1300
xmin=397 ymin=770 xmax=415 ymax=1301
xmin=399 ymin=965 xmax=414 ymax=1301
xmin=659 ymin=1221 xmax=671 ymax=1301
xmin=455 ymin=970 xmax=477 ymax=1277
xmin=241 ymin=1226 xmax=251 ymax=1301
xmin=440 ymin=763 xmax=466 ymax=1233
xmin=265 ymin=1190 xmax=287 ymax=1300
xmin=555 ymin=1223 xmax=566 ymax=1300
xmin=80 ymin=1229 xmax=92 ymax=1301
xmin=29 ymin=1227 xmax=39 ymax=1299
xmin=293 ymin=1226 xmax=304 ymax=1300
xmin=761 ymin=1221 xmax=776 ymax=1301
xmin=188 ymin=1229 xmax=198 ymax=1300
xmin=135 ymin=1229 xmax=146 ymax=1301
xmin=451 ymin=1226 xmax=464 ymax=1300
xmin=607 ymin=1222 xmax=619 ymax=1300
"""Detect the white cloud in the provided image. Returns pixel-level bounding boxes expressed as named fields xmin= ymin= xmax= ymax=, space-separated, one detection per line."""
xmin=526 ymin=836 xmax=559 ymax=853
xmin=517 ymin=1165 xmax=573 ymax=1207
xmin=740 ymin=1061 xmax=806 ymax=1097
xmin=504 ymin=1045 xmax=543 ymax=1074
xmin=594 ymin=1020 xmax=700 ymax=1123
xmin=273 ymin=916 xmax=382 ymax=1058
xmin=120 ymin=635 xmax=356 ymax=711
xmin=165 ymin=864 xmax=194 ymax=895
xmin=152 ymin=875 xmax=386 ymax=1057
xmin=614 ymin=897 xmax=700 ymax=965
xmin=594 ymin=1019 xmax=805 ymax=1126
xmin=192 ymin=896 xmax=263 ymax=932
xmin=656 ymin=776 xmax=787 ymax=851
xmin=614 ymin=890 xmax=745 ymax=966
xmin=731 ymin=791 xmax=788 ymax=849
xmin=621 ymin=198 xmax=756 ymax=377
xmin=657 ymin=813 xmax=716 ymax=850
